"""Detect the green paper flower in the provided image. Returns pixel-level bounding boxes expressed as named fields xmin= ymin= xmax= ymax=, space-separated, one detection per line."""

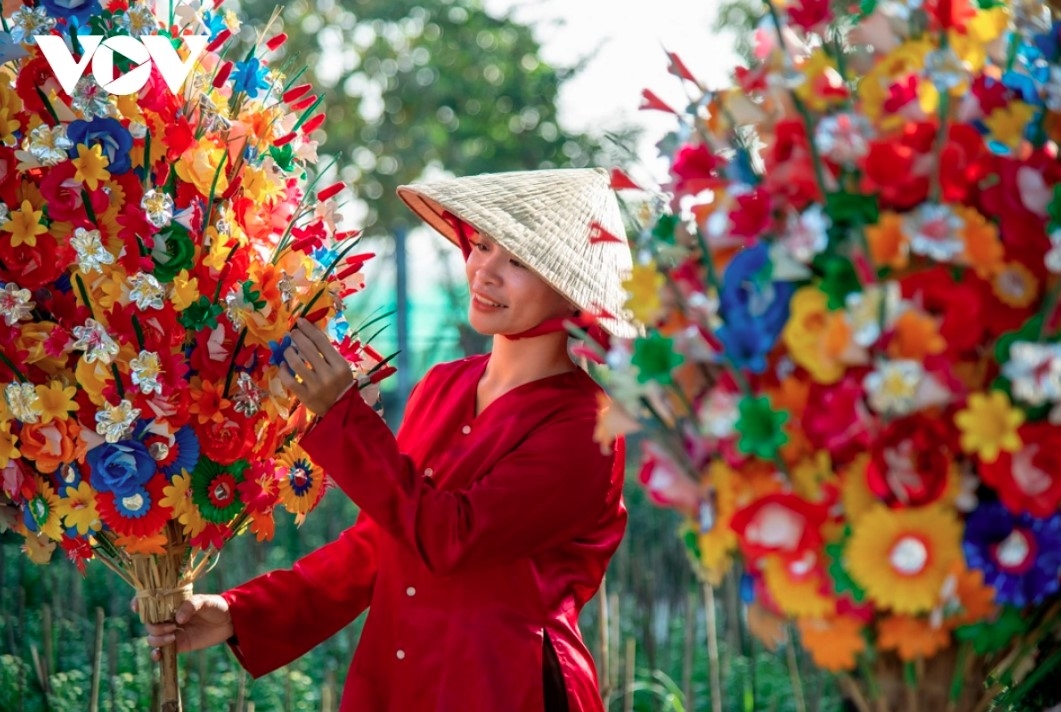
xmin=825 ymin=190 xmax=878 ymax=229
xmin=652 ymin=213 xmax=678 ymax=245
xmin=180 ymin=297 xmax=225 ymax=331
xmin=269 ymin=144 xmax=296 ymax=172
xmin=631 ymin=334 xmax=685 ymax=384
xmin=735 ymin=396 xmax=789 ymax=460
xmin=191 ymin=458 xmax=249 ymax=524
xmin=151 ymin=223 xmax=196 ymax=282
xmin=954 ymin=605 xmax=1030 ymax=656
xmin=814 ymin=254 xmax=861 ymax=310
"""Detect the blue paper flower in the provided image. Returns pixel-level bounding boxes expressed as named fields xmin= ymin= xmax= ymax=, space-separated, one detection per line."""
xmin=232 ymin=57 xmax=269 ymax=98
xmin=40 ymin=0 xmax=100 ymax=22
xmin=67 ymin=117 xmax=134 ymax=175
xmin=87 ymin=440 xmax=157 ymax=497
xmin=717 ymin=244 xmax=794 ymax=370
xmin=269 ymin=335 xmax=293 ymax=367
xmin=963 ymin=503 xmax=1061 ymax=608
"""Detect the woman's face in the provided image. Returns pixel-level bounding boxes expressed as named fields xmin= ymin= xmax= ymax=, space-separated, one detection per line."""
xmin=463 ymin=229 xmax=574 ymax=336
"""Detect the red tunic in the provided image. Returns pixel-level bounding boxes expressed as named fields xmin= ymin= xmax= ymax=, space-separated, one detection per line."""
xmin=222 ymin=354 xmax=627 ymax=711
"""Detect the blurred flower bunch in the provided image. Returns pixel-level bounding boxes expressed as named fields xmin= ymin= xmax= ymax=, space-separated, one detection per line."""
xmin=604 ymin=0 xmax=1061 ymax=703
xmin=0 ymin=0 xmax=389 ymax=577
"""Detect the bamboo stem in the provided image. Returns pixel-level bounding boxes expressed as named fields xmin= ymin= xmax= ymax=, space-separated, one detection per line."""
xmin=703 ymin=582 xmax=723 ymax=712
xmin=89 ymin=607 xmax=105 ymax=712
xmin=623 ymin=637 xmax=636 ymax=712
xmin=683 ymin=589 xmax=696 ymax=711
xmin=838 ymin=675 xmax=872 ymax=712
xmin=598 ymin=577 xmax=611 ymax=703
xmin=786 ymin=627 xmax=808 ymax=712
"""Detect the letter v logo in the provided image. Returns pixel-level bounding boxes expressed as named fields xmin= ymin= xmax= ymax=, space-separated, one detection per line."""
xmin=34 ymin=36 xmax=105 ymax=96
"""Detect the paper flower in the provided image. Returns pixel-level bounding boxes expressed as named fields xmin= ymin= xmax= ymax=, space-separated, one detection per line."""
xmin=955 ymin=391 xmax=1025 ymax=463
xmin=275 ymin=443 xmax=325 ymax=521
xmin=962 ymin=503 xmax=1061 ymax=607
xmin=797 ymin=615 xmax=867 ymax=672
xmin=877 ymin=615 xmax=951 ymax=661
xmin=845 ymin=506 xmax=963 ymax=614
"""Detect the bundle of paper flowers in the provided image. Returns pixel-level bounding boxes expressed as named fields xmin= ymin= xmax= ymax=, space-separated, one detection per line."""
xmin=0 ymin=0 xmax=389 ymax=707
xmin=602 ymin=1 xmax=1061 ymax=709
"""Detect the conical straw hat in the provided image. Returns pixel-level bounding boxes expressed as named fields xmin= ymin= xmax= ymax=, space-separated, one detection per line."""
xmin=396 ymin=167 xmax=638 ymax=339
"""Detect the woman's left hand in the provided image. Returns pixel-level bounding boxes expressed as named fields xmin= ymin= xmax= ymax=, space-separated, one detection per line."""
xmin=279 ymin=319 xmax=354 ymax=415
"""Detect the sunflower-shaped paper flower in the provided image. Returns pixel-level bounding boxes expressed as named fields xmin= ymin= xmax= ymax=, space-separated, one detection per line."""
xmin=845 ymin=505 xmax=963 ymax=614
xmin=275 ymin=443 xmax=326 ymax=522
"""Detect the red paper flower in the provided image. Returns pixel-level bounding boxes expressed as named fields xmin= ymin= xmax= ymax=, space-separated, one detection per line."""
xmin=866 ymin=415 xmax=955 ymax=508
xmin=670 ymin=143 xmax=722 ymax=197
xmin=979 ymin=423 xmax=1061 ymax=518
xmin=802 ymin=377 xmax=874 ymax=467
xmin=731 ymin=492 xmax=828 ymax=562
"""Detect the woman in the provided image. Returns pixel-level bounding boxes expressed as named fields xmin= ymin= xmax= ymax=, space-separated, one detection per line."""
xmin=144 ymin=167 xmax=638 ymax=711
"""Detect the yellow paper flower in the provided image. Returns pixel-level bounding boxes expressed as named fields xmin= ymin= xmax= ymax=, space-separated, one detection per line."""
xmin=846 ymin=505 xmax=962 ymax=614
xmin=25 ymin=477 xmax=63 ymax=541
xmin=697 ymin=460 xmax=739 ymax=585
xmin=71 ymin=144 xmax=111 ymax=191
xmin=57 ymin=481 xmax=101 ymax=535
xmin=2 ymin=200 xmax=47 ymax=248
xmin=840 ymin=455 xmax=877 ymax=524
xmin=859 ymin=40 xmax=937 ymax=129
xmin=763 ymin=554 xmax=836 ymax=619
xmin=35 ymin=381 xmax=79 ymax=424
xmin=877 ymin=615 xmax=950 ymax=661
xmin=175 ymin=136 xmax=230 ymax=196
xmin=797 ymin=615 xmax=866 ymax=672
xmin=985 ymin=102 xmax=1036 ymax=151
xmin=794 ymin=49 xmax=846 ymax=113
xmin=161 ymin=472 xmax=207 ymax=537
xmin=782 ymin=287 xmax=854 ymax=384
xmin=0 ymin=421 xmax=20 ymax=468
xmin=954 ymin=390 xmax=1023 ymax=463
xmin=276 ymin=443 xmax=324 ymax=522
xmin=623 ymin=263 xmax=666 ymax=325
xmin=169 ymin=269 xmax=201 ymax=312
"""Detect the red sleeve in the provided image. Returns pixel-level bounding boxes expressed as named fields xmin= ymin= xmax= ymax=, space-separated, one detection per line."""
xmin=220 ymin=515 xmax=377 ymax=677
xmin=299 ymin=389 xmax=621 ymax=576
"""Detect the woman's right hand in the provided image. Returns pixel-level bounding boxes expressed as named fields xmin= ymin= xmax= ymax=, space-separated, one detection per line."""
xmin=139 ymin=593 xmax=235 ymax=661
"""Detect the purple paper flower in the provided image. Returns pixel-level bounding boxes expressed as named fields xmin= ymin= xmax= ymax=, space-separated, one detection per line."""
xmin=963 ymin=502 xmax=1061 ymax=607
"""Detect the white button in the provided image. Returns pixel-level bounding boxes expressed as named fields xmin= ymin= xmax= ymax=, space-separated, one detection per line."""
xmin=461 ymin=425 xmax=471 ymax=435
xmin=423 ymin=468 xmax=433 ymax=477
xmin=396 ymin=650 xmax=406 ymax=660
xmin=406 ymin=586 xmax=416 ymax=597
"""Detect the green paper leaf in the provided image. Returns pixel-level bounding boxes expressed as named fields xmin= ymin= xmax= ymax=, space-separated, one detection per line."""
xmin=954 ymin=605 xmax=1030 ymax=656
xmin=826 ymin=535 xmax=866 ymax=603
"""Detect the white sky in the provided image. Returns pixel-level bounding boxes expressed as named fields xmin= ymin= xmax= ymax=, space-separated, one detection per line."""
xmin=481 ymin=0 xmax=738 ymax=187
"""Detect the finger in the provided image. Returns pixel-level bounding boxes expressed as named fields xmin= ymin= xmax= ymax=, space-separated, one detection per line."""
xmin=290 ymin=330 xmax=327 ymax=372
xmin=145 ymin=622 xmax=177 ymax=636
xmin=174 ymin=597 xmax=202 ymax=626
xmin=279 ymin=365 xmax=310 ymax=403
xmin=152 ymin=647 xmax=161 ymax=662
xmin=147 ymin=632 xmax=177 ymax=648
xmin=297 ymin=319 xmax=347 ymax=370
xmin=130 ymin=598 xmax=139 ymax=614
xmin=283 ymin=346 xmax=316 ymax=384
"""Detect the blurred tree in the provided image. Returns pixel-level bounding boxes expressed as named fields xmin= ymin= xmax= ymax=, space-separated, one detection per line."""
xmin=239 ymin=0 xmax=636 ymax=235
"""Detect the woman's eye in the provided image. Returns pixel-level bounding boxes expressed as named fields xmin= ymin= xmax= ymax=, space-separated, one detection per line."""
xmin=510 ymin=260 xmax=524 ymax=268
